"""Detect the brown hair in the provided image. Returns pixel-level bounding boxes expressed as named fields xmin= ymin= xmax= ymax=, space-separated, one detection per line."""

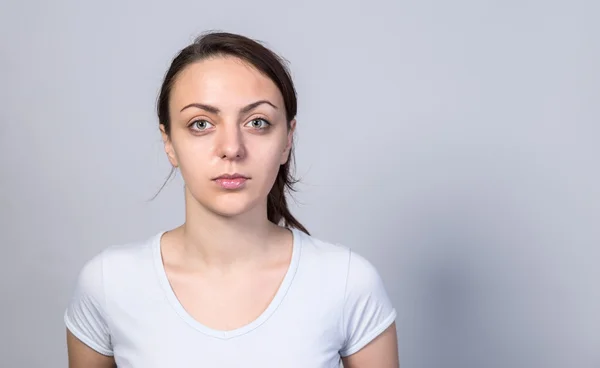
xmin=156 ymin=31 xmax=309 ymax=235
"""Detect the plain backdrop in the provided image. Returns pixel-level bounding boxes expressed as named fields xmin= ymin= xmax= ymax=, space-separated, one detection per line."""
xmin=1 ymin=0 xmax=598 ymax=367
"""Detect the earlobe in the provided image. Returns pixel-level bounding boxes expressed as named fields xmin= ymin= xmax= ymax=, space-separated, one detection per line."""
xmin=280 ymin=149 xmax=290 ymax=165
xmin=167 ymin=150 xmax=179 ymax=168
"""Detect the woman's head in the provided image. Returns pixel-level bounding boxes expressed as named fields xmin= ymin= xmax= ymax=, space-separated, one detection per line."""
xmin=157 ymin=31 xmax=308 ymax=234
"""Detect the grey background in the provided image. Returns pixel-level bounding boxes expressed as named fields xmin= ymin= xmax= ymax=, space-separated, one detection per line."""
xmin=1 ymin=0 xmax=598 ymax=367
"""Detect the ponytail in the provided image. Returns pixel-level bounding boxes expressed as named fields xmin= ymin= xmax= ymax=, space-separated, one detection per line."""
xmin=267 ymin=150 xmax=309 ymax=235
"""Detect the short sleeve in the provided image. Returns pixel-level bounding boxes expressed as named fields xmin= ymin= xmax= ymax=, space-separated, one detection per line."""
xmin=64 ymin=252 xmax=113 ymax=356
xmin=339 ymin=250 xmax=397 ymax=357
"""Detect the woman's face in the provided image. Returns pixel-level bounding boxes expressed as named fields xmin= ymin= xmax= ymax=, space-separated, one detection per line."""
xmin=161 ymin=56 xmax=294 ymax=218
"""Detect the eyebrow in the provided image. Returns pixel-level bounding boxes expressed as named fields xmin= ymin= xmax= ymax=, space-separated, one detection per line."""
xmin=179 ymin=100 xmax=278 ymax=114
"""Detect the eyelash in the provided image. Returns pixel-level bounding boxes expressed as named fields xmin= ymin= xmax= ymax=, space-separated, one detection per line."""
xmin=246 ymin=117 xmax=272 ymax=129
xmin=187 ymin=117 xmax=272 ymax=132
xmin=188 ymin=120 xmax=213 ymax=132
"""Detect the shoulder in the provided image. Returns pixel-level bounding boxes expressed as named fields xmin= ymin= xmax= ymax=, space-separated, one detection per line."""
xmin=96 ymin=232 xmax=159 ymax=266
xmin=72 ymin=232 xmax=161 ymax=294
xmin=293 ymin=229 xmax=351 ymax=282
xmin=294 ymin=229 xmax=396 ymax=356
xmin=293 ymin=229 xmax=391 ymax=307
xmin=65 ymin=233 xmax=159 ymax=356
xmin=294 ymin=228 xmax=383 ymax=283
xmin=100 ymin=232 xmax=159 ymax=269
xmin=345 ymin=249 xmax=387 ymax=295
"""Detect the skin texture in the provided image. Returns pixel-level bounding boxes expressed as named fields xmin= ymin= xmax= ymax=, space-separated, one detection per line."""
xmin=342 ymin=323 xmax=400 ymax=368
xmin=163 ymin=56 xmax=294 ymax=221
xmin=67 ymin=330 xmax=115 ymax=367
xmin=67 ymin=55 xmax=399 ymax=367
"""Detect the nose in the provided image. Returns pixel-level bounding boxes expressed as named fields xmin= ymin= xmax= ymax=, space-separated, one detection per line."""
xmin=215 ymin=124 xmax=246 ymax=160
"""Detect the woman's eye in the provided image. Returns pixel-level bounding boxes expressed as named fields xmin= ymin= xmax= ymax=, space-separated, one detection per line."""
xmin=190 ymin=120 xmax=214 ymax=131
xmin=246 ymin=118 xmax=271 ymax=129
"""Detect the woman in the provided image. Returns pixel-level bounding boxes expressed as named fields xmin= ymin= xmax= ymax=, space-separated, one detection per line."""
xmin=65 ymin=31 xmax=399 ymax=367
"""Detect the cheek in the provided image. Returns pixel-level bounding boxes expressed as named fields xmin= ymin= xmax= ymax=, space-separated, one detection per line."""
xmin=249 ymin=139 xmax=287 ymax=187
xmin=170 ymin=131 xmax=287 ymax=198
xmin=171 ymin=137 xmax=211 ymax=179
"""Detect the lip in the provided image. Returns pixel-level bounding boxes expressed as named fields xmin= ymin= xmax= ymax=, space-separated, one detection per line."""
xmin=212 ymin=173 xmax=249 ymax=190
xmin=213 ymin=173 xmax=250 ymax=180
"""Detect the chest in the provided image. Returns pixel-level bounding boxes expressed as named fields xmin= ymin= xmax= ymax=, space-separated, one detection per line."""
xmin=166 ymin=264 xmax=288 ymax=331
xmin=109 ymin=274 xmax=345 ymax=367
xmin=111 ymin=307 xmax=343 ymax=368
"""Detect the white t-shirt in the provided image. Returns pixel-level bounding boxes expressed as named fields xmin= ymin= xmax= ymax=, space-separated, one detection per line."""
xmin=64 ymin=227 xmax=397 ymax=368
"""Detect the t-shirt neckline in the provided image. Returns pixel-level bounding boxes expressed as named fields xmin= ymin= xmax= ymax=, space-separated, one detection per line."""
xmin=152 ymin=227 xmax=303 ymax=340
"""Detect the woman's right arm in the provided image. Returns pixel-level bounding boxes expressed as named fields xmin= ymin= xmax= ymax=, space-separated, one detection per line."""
xmin=65 ymin=252 xmax=115 ymax=367
xmin=67 ymin=329 xmax=116 ymax=368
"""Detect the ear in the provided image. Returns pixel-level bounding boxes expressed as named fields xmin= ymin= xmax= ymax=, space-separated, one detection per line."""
xmin=160 ymin=124 xmax=179 ymax=168
xmin=280 ymin=119 xmax=296 ymax=165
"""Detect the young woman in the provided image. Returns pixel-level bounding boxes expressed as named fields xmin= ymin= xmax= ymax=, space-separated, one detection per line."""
xmin=64 ymin=31 xmax=399 ymax=367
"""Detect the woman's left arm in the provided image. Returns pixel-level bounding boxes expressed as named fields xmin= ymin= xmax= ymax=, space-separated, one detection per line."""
xmin=341 ymin=323 xmax=399 ymax=368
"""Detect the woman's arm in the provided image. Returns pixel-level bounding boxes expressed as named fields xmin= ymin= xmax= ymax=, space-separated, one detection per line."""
xmin=341 ymin=323 xmax=399 ymax=368
xmin=67 ymin=329 xmax=116 ymax=368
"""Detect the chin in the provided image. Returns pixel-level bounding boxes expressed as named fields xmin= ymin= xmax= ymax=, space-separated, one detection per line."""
xmin=200 ymin=192 xmax=263 ymax=218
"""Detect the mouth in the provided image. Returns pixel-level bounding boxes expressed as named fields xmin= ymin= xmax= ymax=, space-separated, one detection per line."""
xmin=212 ymin=173 xmax=250 ymax=190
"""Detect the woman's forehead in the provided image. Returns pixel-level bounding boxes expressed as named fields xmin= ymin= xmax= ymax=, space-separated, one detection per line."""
xmin=170 ymin=57 xmax=284 ymax=110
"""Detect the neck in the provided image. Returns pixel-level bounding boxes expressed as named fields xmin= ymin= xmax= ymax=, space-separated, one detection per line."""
xmin=179 ymin=188 xmax=280 ymax=268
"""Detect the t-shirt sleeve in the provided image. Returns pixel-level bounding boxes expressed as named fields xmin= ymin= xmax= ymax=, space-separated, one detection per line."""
xmin=339 ymin=250 xmax=397 ymax=357
xmin=64 ymin=251 xmax=113 ymax=356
